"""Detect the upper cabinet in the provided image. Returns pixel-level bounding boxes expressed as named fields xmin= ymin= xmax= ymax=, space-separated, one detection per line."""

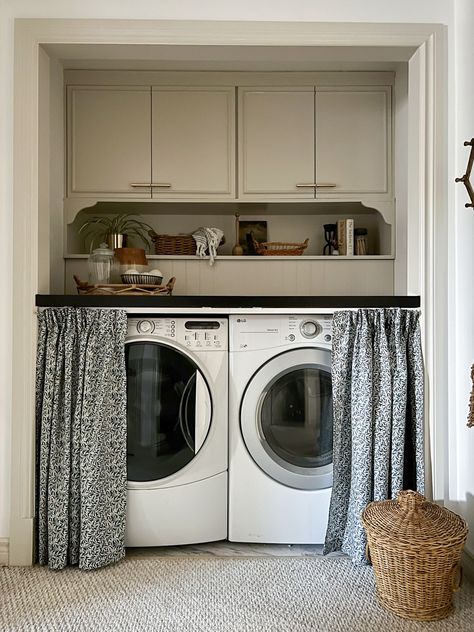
xmin=67 ymin=85 xmax=235 ymax=200
xmin=238 ymin=84 xmax=391 ymax=200
xmin=67 ymin=86 xmax=151 ymax=197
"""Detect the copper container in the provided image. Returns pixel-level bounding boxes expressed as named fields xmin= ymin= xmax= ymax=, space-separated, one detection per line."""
xmin=114 ymin=247 xmax=148 ymax=266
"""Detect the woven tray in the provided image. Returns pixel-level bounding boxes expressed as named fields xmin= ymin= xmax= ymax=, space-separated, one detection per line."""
xmin=74 ymin=276 xmax=175 ymax=296
xmin=252 ymin=237 xmax=309 ymax=256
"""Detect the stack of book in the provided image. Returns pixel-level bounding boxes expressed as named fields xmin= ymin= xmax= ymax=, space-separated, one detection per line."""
xmin=337 ymin=219 xmax=354 ymax=256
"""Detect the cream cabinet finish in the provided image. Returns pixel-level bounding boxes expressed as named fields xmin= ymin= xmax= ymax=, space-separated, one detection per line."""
xmin=315 ymin=87 xmax=391 ymax=198
xmin=151 ymin=88 xmax=235 ymax=198
xmin=68 ymin=85 xmax=235 ymax=199
xmin=238 ymin=88 xmax=315 ymax=198
xmin=67 ymin=86 xmax=151 ymax=197
xmin=238 ymin=85 xmax=391 ymax=200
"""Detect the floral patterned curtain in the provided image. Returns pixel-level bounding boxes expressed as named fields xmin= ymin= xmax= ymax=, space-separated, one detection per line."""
xmin=324 ymin=309 xmax=424 ymax=565
xmin=36 ymin=308 xmax=128 ymax=570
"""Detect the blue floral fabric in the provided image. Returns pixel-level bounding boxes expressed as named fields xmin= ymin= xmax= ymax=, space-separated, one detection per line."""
xmin=36 ymin=308 xmax=128 ymax=570
xmin=323 ymin=309 xmax=424 ymax=565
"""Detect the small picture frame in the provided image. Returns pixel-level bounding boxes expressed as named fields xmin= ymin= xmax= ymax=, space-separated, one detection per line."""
xmin=239 ymin=221 xmax=268 ymax=255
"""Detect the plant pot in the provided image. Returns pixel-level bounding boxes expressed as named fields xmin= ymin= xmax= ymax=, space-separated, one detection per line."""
xmin=107 ymin=233 xmax=127 ymax=249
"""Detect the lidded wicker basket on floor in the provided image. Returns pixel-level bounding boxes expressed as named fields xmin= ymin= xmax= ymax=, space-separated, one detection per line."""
xmin=362 ymin=490 xmax=468 ymax=621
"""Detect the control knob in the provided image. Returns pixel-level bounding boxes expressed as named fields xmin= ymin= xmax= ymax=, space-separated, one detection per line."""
xmin=137 ymin=320 xmax=154 ymax=334
xmin=300 ymin=320 xmax=321 ymax=339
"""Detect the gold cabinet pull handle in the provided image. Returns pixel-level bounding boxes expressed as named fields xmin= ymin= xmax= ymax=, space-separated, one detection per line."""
xmin=316 ymin=183 xmax=337 ymax=188
xmin=296 ymin=183 xmax=317 ymax=188
xmin=130 ymin=183 xmax=172 ymax=187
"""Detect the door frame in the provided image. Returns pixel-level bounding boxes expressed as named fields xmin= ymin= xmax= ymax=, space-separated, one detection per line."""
xmin=10 ymin=19 xmax=447 ymax=564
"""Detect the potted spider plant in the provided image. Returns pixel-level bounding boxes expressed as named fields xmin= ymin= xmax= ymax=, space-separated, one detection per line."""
xmin=78 ymin=213 xmax=154 ymax=250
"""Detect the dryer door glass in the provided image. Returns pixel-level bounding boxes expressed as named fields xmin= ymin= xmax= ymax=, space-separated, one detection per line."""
xmin=126 ymin=342 xmax=212 ymax=482
xmin=260 ymin=367 xmax=332 ymax=469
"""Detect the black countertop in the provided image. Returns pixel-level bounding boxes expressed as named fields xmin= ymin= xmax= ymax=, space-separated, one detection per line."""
xmin=35 ymin=295 xmax=420 ymax=309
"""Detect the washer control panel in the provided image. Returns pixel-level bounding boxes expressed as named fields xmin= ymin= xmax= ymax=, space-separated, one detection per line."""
xmin=128 ymin=318 xmax=228 ymax=351
xmin=230 ymin=314 xmax=332 ymax=351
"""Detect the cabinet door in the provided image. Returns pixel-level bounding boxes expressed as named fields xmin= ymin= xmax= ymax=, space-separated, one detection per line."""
xmin=315 ymin=87 xmax=391 ymax=197
xmin=239 ymin=88 xmax=315 ymax=198
xmin=151 ymin=88 xmax=235 ymax=198
xmin=68 ymin=86 xmax=151 ymax=197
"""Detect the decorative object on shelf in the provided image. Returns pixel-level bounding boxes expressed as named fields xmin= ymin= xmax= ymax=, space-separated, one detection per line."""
xmin=239 ymin=220 xmax=267 ymax=255
xmin=455 ymin=139 xmax=474 ymax=208
xmin=354 ymin=228 xmax=368 ymax=256
xmin=121 ymin=270 xmax=163 ymax=285
xmin=114 ymin=247 xmax=148 ymax=282
xmin=74 ymin=275 xmax=175 ymax=296
xmin=149 ymin=231 xmax=225 ymax=256
xmin=363 ymin=490 xmax=468 ymax=621
xmin=87 ymin=242 xmax=116 ymax=284
xmin=337 ymin=219 xmax=354 ymax=256
xmin=192 ymin=227 xmax=225 ymax=266
xmin=323 ymin=223 xmax=337 ymax=255
xmin=231 ymin=213 xmax=243 ymax=256
xmin=252 ymin=236 xmax=309 ymax=256
xmin=78 ymin=213 xmax=154 ymax=250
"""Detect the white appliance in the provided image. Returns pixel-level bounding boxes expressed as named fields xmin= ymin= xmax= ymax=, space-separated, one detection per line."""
xmin=125 ymin=317 xmax=228 ymax=546
xmin=229 ymin=314 xmax=333 ymax=544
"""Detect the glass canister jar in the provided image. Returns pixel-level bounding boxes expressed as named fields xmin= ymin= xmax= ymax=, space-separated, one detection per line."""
xmin=88 ymin=243 xmax=116 ymax=284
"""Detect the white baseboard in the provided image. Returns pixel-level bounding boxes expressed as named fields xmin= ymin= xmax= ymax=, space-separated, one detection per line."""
xmin=462 ymin=548 xmax=474 ymax=581
xmin=0 ymin=538 xmax=9 ymax=566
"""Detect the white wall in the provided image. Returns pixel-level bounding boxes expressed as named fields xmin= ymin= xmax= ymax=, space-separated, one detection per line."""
xmin=449 ymin=0 xmax=474 ymax=558
xmin=0 ymin=0 xmax=455 ymax=541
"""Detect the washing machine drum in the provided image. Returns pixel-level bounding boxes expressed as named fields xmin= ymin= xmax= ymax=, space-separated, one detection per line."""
xmin=125 ymin=341 xmax=212 ymax=483
xmin=241 ymin=347 xmax=333 ymax=490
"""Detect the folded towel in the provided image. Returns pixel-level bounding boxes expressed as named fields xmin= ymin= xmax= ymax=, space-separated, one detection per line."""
xmin=192 ymin=227 xmax=224 ymax=266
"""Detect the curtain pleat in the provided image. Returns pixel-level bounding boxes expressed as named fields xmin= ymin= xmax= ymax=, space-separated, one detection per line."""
xmin=324 ymin=308 xmax=424 ymax=565
xmin=36 ymin=308 xmax=128 ymax=570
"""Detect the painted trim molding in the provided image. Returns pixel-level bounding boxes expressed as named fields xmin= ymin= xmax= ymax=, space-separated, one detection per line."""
xmin=0 ymin=538 xmax=9 ymax=566
xmin=11 ymin=18 xmax=446 ymax=566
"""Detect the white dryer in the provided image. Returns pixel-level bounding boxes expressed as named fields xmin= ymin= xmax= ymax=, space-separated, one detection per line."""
xmin=229 ymin=314 xmax=333 ymax=544
xmin=125 ymin=317 xmax=227 ymax=546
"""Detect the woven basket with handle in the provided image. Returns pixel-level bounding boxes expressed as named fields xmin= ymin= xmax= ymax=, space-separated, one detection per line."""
xmin=362 ymin=490 xmax=468 ymax=621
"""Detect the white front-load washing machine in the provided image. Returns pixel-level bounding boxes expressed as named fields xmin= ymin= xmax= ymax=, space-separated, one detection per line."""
xmin=125 ymin=317 xmax=228 ymax=546
xmin=229 ymin=314 xmax=333 ymax=544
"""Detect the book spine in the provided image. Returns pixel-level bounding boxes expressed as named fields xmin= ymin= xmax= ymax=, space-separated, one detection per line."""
xmin=346 ymin=219 xmax=354 ymax=256
xmin=337 ymin=219 xmax=346 ymax=255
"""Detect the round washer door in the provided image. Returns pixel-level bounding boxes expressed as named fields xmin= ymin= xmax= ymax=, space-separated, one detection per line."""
xmin=125 ymin=340 xmax=212 ymax=483
xmin=241 ymin=347 xmax=333 ymax=490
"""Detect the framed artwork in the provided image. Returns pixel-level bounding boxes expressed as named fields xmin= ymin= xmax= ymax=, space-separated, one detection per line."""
xmin=239 ymin=220 xmax=268 ymax=255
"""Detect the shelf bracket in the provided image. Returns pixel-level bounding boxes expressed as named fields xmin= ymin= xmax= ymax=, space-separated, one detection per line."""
xmin=455 ymin=139 xmax=474 ymax=208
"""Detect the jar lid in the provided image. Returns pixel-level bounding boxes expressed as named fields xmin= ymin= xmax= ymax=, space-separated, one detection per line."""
xmin=91 ymin=243 xmax=114 ymax=256
xmin=362 ymin=490 xmax=468 ymax=546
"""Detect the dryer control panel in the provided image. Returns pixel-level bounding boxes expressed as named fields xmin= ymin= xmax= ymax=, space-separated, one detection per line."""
xmin=128 ymin=318 xmax=228 ymax=351
xmin=230 ymin=314 xmax=332 ymax=351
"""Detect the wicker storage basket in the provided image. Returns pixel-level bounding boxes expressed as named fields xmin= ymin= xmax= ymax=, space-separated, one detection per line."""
xmin=362 ymin=490 xmax=468 ymax=621
xmin=252 ymin=237 xmax=309 ymax=256
xmin=150 ymin=232 xmax=197 ymax=256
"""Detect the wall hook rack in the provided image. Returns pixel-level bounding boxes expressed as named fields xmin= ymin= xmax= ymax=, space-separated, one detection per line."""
xmin=455 ymin=138 xmax=474 ymax=208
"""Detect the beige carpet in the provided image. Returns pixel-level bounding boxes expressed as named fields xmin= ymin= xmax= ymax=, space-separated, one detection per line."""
xmin=1 ymin=556 xmax=473 ymax=631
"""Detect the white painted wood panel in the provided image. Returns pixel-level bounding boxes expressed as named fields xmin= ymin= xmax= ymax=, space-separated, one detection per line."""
xmin=239 ymin=88 xmax=315 ymax=197
xmin=315 ymin=87 xmax=391 ymax=197
xmin=65 ymin=258 xmax=393 ymax=296
xmin=68 ymin=86 xmax=151 ymax=197
xmin=152 ymin=88 xmax=235 ymax=197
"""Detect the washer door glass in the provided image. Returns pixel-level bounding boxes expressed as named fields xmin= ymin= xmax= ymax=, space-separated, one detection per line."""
xmin=241 ymin=348 xmax=333 ymax=490
xmin=126 ymin=341 xmax=212 ymax=482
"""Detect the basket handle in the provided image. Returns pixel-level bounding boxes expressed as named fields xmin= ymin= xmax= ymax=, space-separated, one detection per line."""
xmin=365 ymin=542 xmax=372 ymax=564
xmin=451 ymin=564 xmax=463 ymax=592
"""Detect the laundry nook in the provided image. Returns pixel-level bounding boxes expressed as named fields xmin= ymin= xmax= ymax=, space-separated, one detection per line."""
xmin=1 ymin=4 xmax=474 ymax=632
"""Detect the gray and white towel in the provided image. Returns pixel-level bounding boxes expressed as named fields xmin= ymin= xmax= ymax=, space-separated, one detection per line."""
xmin=192 ymin=227 xmax=224 ymax=266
